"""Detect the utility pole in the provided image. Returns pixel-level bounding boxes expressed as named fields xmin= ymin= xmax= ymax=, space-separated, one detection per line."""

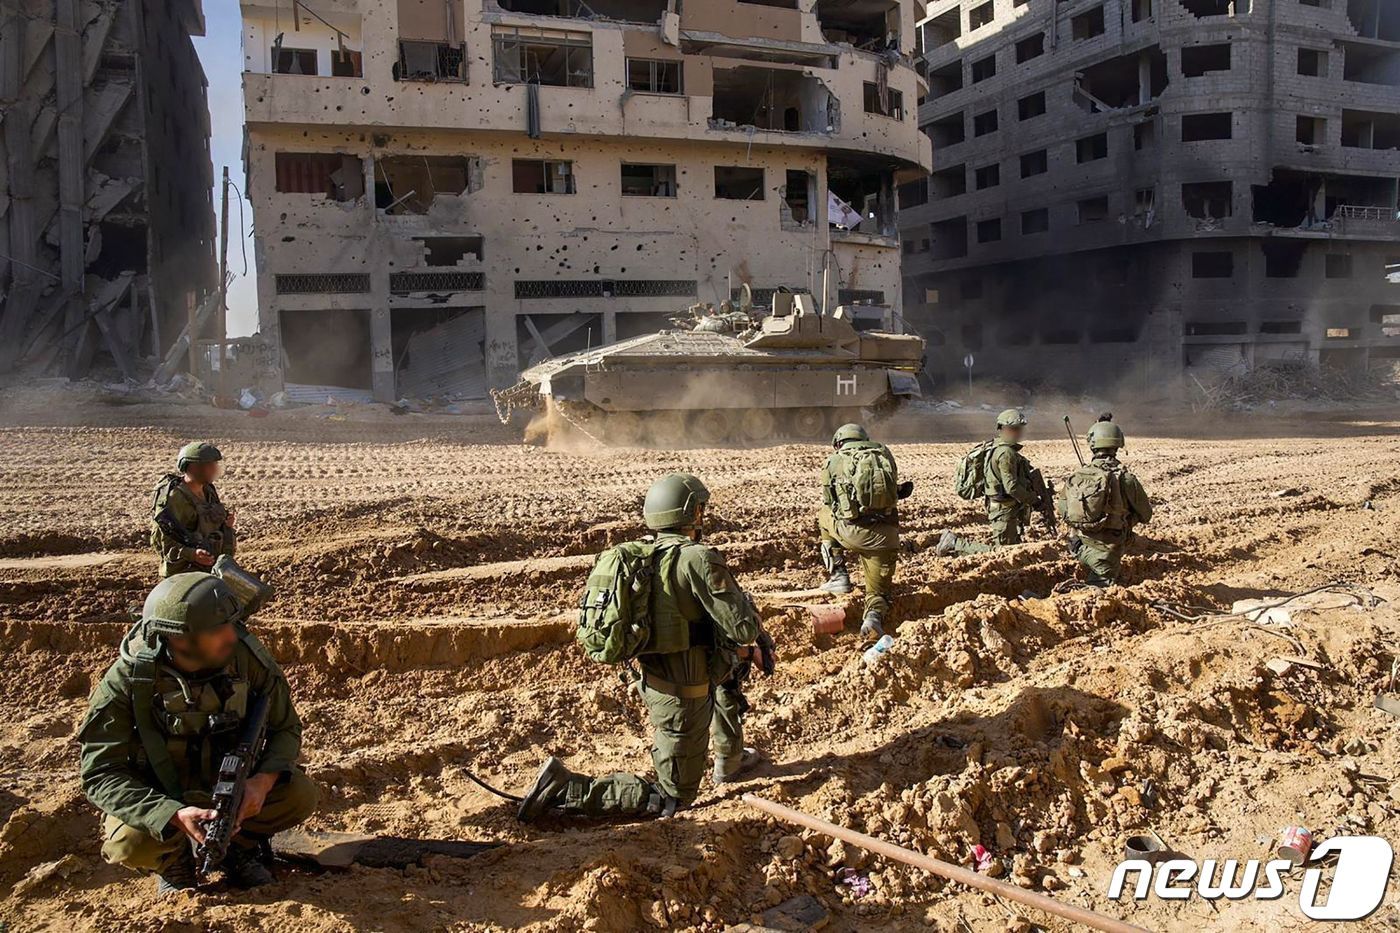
xmin=217 ymin=165 xmax=230 ymax=395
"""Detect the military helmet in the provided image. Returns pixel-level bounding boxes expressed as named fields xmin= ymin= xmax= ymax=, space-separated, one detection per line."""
xmin=1087 ymin=420 xmax=1126 ymax=450
xmin=996 ymin=409 xmax=1028 ymax=428
xmin=142 ymin=572 xmax=243 ymax=637
xmin=177 ymin=441 xmax=222 ymax=472
xmin=643 ymin=473 xmax=711 ymax=530
xmin=832 ymin=423 xmax=870 ymax=448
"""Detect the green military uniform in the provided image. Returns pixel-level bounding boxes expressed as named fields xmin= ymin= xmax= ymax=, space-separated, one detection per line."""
xmin=79 ymin=584 xmax=316 ymax=877
xmin=150 ymin=443 xmax=235 ymax=578
xmin=554 ymin=533 xmax=759 ymax=815
xmin=1065 ymin=421 xmax=1153 ymax=586
xmin=948 ymin=438 xmax=1040 ymax=554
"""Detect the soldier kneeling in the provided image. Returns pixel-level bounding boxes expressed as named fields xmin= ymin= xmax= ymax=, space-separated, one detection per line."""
xmin=78 ymin=573 xmax=317 ymax=894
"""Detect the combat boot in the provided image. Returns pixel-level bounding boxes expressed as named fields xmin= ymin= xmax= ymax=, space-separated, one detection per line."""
xmin=156 ymin=850 xmax=198 ymax=896
xmin=860 ymin=609 xmax=885 ymax=640
xmin=713 ymin=747 xmax=764 ymax=785
xmin=223 ymin=843 xmax=275 ymax=888
xmin=819 ymin=542 xmax=852 ymax=594
xmin=517 ymin=756 xmax=575 ymax=823
xmin=935 ymin=530 xmax=958 ymax=557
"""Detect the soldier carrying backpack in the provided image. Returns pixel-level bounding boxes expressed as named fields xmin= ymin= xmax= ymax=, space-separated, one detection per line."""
xmin=517 ymin=473 xmax=775 ymax=823
xmin=817 ymin=423 xmax=913 ymax=641
xmin=936 ymin=409 xmax=1053 ymax=556
xmin=1057 ymin=416 xmax=1152 ymax=587
xmin=150 ymin=442 xmax=236 ymax=579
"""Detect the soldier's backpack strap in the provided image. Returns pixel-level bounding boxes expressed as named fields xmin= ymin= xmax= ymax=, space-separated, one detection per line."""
xmin=150 ymin=474 xmax=183 ymax=514
xmin=236 ymin=621 xmax=282 ymax=677
xmin=123 ymin=632 xmax=185 ymax=800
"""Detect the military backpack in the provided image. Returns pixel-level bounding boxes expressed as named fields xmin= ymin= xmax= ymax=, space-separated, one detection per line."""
xmin=830 ymin=442 xmax=899 ymax=521
xmin=577 ymin=539 xmax=683 ymax=663
xmin=954 ymin=441 xmax=994 ymax=501
xmin=1060 ymin=462 xmax=1128 ymax=533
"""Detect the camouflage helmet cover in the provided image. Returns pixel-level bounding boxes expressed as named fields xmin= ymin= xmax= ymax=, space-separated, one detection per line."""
xmin=142 ymin=572 xmax=243 ymax=637
xmin=643 ymin=473 xmax=711 ymax=530
xmin=177 ymin=442 xmax=223 ymax=472
xmin=996 ymin=409 xmax=1028 ymax=428
xmin=1087 ymin=420 xmax=1126 ymax=450
xmin=831 ymin=423 xmax=870 ymax=448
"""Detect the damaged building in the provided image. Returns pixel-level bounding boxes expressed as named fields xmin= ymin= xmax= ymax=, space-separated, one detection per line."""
xmin=0 ymin=0 xmax=217 ymax=381
xmin=903 ymin=0 xmax=1400 ymax=388
xmin=240 ymin=0 xmax=930 ymax=400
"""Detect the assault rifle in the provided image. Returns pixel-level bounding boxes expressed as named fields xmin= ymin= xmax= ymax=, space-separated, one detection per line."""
xmin=154 ymin=505 xmax=209 ymax=553
xmin=197 ymin=693 xmax=272 ymax=877
xmin=1029 ymin=467 xmax=1058 ymax=535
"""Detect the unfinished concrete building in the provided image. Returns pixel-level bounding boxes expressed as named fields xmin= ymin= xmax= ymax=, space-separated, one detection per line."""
xmin=240 ymin=0 xmax=930 ymax=400
xmin=0 ymin=0 xmax=217 ymax=380
xmin=902 ymin=0 xmax=1400 ymax=389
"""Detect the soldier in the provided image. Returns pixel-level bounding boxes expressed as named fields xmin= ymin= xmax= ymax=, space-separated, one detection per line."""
xmin=78 ymin=573 xmax=317 ymax=893
xmin=817 ymin=424 xmax=912 ymax=640
xmin=936 ymin=409 xmax=1052 ymax=556
xmin=151 ymin=442 xmax=236 ymax=578
xmin=517 ymin=474 xmax=774 ymax=822
xmin=1060 ymin=419 xmax=1153 ymax=586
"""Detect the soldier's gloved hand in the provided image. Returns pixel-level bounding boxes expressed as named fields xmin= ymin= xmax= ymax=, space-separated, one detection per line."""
xmin=897 ymin=480 xmax=914 ymax=500
xmin=754 ymin=631 xmax=776 ymax=676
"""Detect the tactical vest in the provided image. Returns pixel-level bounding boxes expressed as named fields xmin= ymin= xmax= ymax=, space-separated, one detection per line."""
xmin=152 ymin=475 xmax=229 ymax=553
xmin=640 ymin=543 xmax=703 ymax=657
xmin=120 ymin=621 xmax=276 ymax=797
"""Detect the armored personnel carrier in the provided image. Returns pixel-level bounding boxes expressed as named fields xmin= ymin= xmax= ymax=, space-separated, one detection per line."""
xmin=492 ymin=293 xmax=924 ymax=446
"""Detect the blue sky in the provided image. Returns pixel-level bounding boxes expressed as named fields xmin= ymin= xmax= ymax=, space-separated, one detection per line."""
xmin=193 ymin=4 xmax=258 ymax=337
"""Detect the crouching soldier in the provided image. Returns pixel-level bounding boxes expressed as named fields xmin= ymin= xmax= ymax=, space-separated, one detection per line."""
xmin=517 ymin=473 xmax=775 ymax=822
xmin=1058 ymin=418 xmax=1153 ymax=586
xmin=78 ymin=573 xmax=317 ymax=893
xmin=817 ymin=424 xmax=913 ymax=640
xmin=938 ymin=409 xmax=1053 ymax=555
xmin=151 ymin=442 xmax=236 ymax=578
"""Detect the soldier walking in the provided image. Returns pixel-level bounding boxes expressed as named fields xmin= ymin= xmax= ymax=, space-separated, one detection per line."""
xmin=938 ymin=409 xmax=1054 ymax=555
xmin=151 ymin=442 xmax=236 ymax=577
xmin=517 ymin=474 xmax=774 ymax=822
xmin=1059 ymin=419 xmax=1153 ymax=586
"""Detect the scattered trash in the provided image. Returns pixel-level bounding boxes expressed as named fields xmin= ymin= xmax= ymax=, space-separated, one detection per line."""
xmin=809 ymin=604 xmax=846 ymax=636
xmin=1123 ymin=834 xmax=1166 ymax=863
xmin=970 ymin=844 xmax=995 ymax=873
xmin=862 ymin=634 xmax=895 ymax=666
xmin=1276 ymin=826 xmax=1313 ymax=866
xmin=1374 ymin=694 xmax=1400 ymax=719
xmin=1271 ymin=487 xmax=1303 ymax=498
xmin=1362 ymin=500 xmax=1376 ymax=511
xmin=836 ymin=867 xmax=874 ymax=898
xmin=238 ymin=387 xmax=259 ymax=410
xmin=1265 ymin=658 xmax=1295 ymax=676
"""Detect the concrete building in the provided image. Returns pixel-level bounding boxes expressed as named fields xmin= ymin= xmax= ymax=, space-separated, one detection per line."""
xmin=902 ymin=0 xmax=1400 ymax=390
xmin=0 ymin=0 xmax=217 ymax=380
xmin=239 ymin=0 xmax=930 ymax=400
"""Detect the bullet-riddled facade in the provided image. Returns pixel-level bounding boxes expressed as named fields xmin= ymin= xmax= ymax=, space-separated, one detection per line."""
xmin=903 ymin=0 xmax=1400 ymax=390
xmin=242 ymin=0 xmax=930 ymax=400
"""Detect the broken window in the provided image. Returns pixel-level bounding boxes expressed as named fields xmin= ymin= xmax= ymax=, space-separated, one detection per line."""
xmin=272 ymin=46 xmax=318 ymax=75
xmin=931 ymin=165 xmax=967 ymax=198
xmin=274 ymin=153 xmax=364 ymax=201
xmin=1297 ymin=47 xmax=1328 ymax=76
xmin=1020 ymin=149 xmax=1048 ymax=177
xmin=413 ymin=236 xmax=485 ymax=266
xmin=816 ymin=0 xmax=899 ymax=51
xmin=1180 ymin=0 xmax=1240 ymax=16
xmin=898 ymin=178 xmax=927 ymax=209
xmin=971 ymin=54 xmax=997 ymax=83
xmin=1326 ymin=253 xmax=1354 ymax=278
xmin=932 ymin=217 xmax=968 ymax=259
xmin=973 ymin=109 xmax=999 ymax=136
xmin=1288 ymin=116 xmax=1323 ymax=149
xmin=828 ymin=159 xmax=896 ymax=235
xmin=1135 ymin=120 xmax=1157 ymax=149
xmin=1016 ymin=34 xmax=1045 ymax=64
xmin=627 ymin=57 xmax=682 ymax=94
xmin=512 ymin=159 xmax=576 ymax=194
xmin=1021 ymin=208 xmax=1050 ymax=234
xmin=1076 ymin=46 xmax=1168 ymax=110
xmin=1341 ymin=109 xmax=1400 ymax=148
xmin=1078 ymin=195 xmax=1110 ymax=223
xmin=976 ymin=218 xmax=1002 ymax=243
xmin=969 ymin=1 xmax=994 ymax=30
xmin=1183 ymin=181 xmax=1233 ymax=218
xmin=1347 ymin=0 xmax=1400 ymax=40
xmin=1342 ymin=40 xmax=1400 ymax=85
xmin=1072 ymin=6 xmax=1105 ymax=39
xmin=712 ymin=66 xmax=832 ymax=132
xmin=922 ymin=7 xmax=961 ymax=54
xmin=863 ymin=83 xmax=904 ymax=119
xmin=929 ymin=113 xmax=966 ymax=147
xmin=783 ymin=170 xmax=815 ymax=225
xmin=927 ymin=59 xmax=964 ymax=98
xmin=1135 ymin=187 xmax=1156 ymax=219
xmin=1182 ymin=43 xmax=1231 ymax=76
xmin=397 ymin=40 xmax=467 ymax=81
xmin=375 ymin=155 xmax=477 ymax=213
xmin=492 ymin=28 xmax=592 ymax=87
xmin=1132 ymin=0 xmax=1154 ymax=20
xmin=331 ymin=49 xmax=364 ymax=77
xmin=621 ymin=163 xmax=677 ymax=197
xmin=1252 ymin=172 xmax=1315 ymax=226
xmin=715 ymin=166 xmax=764 ymax=200
xmin=974 ymin=164 xmax=1000 ymax=190
xmin=1017 ymin=91 xmax=1046 ymax=121
xmin=1077 ymin=132 xmax=1108 ymax=162
xmin=1182 ymin=112 xmax=1233 ymax=141
xmin=1192 ymin=251 xmax=1234 ymax=278
xmin=1262 ymin=240 xmax=1307 ymax=278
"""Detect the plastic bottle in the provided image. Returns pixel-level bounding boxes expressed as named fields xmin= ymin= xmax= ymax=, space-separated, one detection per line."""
xmin=862 ymin=634 xmax=895 ymax=666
